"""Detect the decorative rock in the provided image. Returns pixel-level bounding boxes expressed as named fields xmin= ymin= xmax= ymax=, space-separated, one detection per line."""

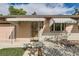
xmin=40 ymin=38 xmax=79 ymax=56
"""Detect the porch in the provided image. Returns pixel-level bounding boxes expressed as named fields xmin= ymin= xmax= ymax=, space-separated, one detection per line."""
xmin=3 ymin=18 xmax=45 ymax=43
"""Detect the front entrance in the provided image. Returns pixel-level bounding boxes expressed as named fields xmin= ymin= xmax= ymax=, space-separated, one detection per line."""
xmin=32 ymin=22 xmax=38 ymax=37
xmin=31 ymin=22 xmax=43 ymax=37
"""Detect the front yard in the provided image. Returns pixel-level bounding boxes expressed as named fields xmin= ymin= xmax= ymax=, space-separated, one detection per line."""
xmin=0 ymin=48 xmax=25 ymax=56
xmin=0 ymin=40 xmax=79 ymax=56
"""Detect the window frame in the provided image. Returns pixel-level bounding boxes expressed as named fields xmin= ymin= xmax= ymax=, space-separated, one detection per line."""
xmin=50 ymin=23 xmax=66 ymax=32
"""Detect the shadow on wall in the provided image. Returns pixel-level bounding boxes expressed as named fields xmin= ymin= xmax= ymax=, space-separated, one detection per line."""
xmin=71 ymin=24 xmax=79 ymax=33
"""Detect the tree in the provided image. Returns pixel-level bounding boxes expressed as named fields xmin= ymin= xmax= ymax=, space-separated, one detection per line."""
xmin=0 ymin=14 xmax=3 ymax=16
xmin=73 ymin=8 xmax=79 ymax=15
xmin=32 ymin=12 xmax=37 ymax=15
xmin=9 ymin=6 xmax=26 ymax=15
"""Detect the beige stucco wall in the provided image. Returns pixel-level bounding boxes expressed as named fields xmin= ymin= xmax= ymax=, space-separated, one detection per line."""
xmin=0 ymin=23 xmax=14 ymax=41
xmin=16 ymin=22 xmax=32 ymax=39
xmin=65 ymin=24 xmax=79 ymax=33
xmin=66 ymin=24 xmax=79 ymax=40
xmin=43 ymin=18 xmax=50 ymax=33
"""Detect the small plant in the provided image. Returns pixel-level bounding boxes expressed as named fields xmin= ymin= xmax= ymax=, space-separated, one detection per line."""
xmin=23 ymin=43 xmax=28 ymax=50
xmin=23 ymin=43 xmax=32 ymax=50
xmin=59 ymin=39 xmax=75 ymax=47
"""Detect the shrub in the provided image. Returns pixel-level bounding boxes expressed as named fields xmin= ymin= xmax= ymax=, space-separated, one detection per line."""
xmin=59 ymin=39 xmax=75 ymax=47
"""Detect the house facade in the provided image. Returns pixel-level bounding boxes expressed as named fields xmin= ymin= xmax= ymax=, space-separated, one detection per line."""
xmin=0 ymin=15 xmax=79 ymax=43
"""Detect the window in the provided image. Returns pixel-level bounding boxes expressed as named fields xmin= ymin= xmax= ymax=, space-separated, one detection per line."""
xmin=32 ymin=22 xmax=44 ymax=32
xmin=51 ymin=23 xmax=66 ymax=31
xmin=51 ymin=24 xmax=54 ymax=31
xmin=62 ymin=23 xmax=66 ymax=31
xmin=39 ymin=22 xmax=43 ymax=29
xmin=32 ymin=22 xmax=38 ymax=31
xmin=55 ymin=23 xmax=61 ymax=31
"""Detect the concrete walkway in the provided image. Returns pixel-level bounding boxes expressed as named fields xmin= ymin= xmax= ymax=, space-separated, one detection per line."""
xmin=23 ymin=50 xmax=30 ymax=56
xmin=23 ymin=49 xmax=38 ymax=56
xmin=0 ymin=39 xmax=31 ymax=49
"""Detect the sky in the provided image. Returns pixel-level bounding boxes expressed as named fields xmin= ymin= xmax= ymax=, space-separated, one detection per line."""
xmin=0 ymin=3 xmax=79 ymax=15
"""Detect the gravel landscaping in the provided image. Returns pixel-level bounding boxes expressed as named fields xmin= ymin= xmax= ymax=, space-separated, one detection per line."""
xmin=41 ymin=39 xmax=79 ymax=56
xmin=22 ymin=38 xmax=79 ymax=56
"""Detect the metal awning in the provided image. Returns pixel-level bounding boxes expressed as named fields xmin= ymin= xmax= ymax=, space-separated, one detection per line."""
xmin=6 ymin=18 xmax=45 ymax=21
xmin=53 ymin=18 xmax=77 ymax=23
xmin=49 ymin=18 xmax=77 ymax=26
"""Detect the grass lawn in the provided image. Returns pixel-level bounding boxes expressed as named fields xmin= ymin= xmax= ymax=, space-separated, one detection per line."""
xmin=0 ymin=48 xmax=25 ymax=56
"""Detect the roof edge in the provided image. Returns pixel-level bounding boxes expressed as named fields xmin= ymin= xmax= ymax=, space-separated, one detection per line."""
xmin=0 ymin=15 xmax=79 ymax=18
